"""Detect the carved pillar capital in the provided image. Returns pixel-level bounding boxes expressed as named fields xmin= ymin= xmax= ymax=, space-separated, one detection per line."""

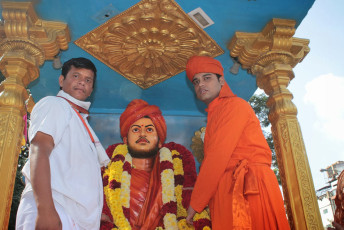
xmin=228 ymin=18 xmax=309 ymax=75
xmin=228 ymin=18 xmax=310 ymax=121
xmin=0 ymin=1 xmax=70 ymax=60
xmin=0 ymin=55 xmax=40 ymax=88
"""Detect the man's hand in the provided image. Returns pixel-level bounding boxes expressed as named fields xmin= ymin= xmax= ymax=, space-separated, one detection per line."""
xmin=328 ymin=221 xmax=344 ymax=230
xmin=35 ymin=206 xmax=61 ymax=230
xmin=186 ymin=206 xmax=197 ymax=225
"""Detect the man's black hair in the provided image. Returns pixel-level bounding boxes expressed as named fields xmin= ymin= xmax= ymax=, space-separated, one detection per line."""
xmin=60 ymin=57 xmax=97 ymax=89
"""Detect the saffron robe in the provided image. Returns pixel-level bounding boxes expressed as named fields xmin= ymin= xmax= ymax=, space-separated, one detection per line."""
xmin=190 ymin=82 xmax=290 ymax=230
xmin=129 ymin=156 xmax=164 ymax=230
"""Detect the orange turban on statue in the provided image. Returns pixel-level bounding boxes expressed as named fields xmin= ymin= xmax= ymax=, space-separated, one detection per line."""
xmin=120 ymin=99 xmax=167 ymax=144
xmin=186 ymin=56 xmax=224 ymax=81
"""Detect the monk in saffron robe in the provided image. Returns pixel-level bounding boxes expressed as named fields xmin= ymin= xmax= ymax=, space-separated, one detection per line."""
xmin=100 ymin=99 xmax=211 ymax=230
xmin=185 ymin=56 xmax=290 ymax=230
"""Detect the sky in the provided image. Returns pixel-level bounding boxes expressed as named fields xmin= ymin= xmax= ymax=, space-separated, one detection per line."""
xmin=287 ymin=0 xmax=344 ymax=190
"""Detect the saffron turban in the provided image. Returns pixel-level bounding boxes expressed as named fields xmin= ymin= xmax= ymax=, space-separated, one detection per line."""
xmin=186 ymin=56 xmax=224 ymax=81
xmin=120 ymin=99 xmax=167 ymax=144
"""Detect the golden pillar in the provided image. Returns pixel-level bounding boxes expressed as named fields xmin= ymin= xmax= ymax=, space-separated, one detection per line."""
xmin=0 ymin=2 xmax=70 ymax=228
xmin=228 ymin=19 xmax=322 ymax=229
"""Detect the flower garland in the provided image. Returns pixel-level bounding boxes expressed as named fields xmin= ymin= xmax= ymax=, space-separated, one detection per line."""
xmin=166 ymin=142 xmax=211 ymax=230
xmin=102 ymin=143 xmax=211 ymax=230
xmin=103 ymin=144 xmax=132 ymax=229
xmin=159 ymin=147 xmax=178 ymax=229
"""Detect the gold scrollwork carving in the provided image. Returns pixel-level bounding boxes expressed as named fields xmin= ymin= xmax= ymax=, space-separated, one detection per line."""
xmin=0 ymin=39 xmax=45 ymax=75
xmin=272 ymin=124 xmax=294 ymax=228
xmin=0 ymin=113 xmax=10 ymax=165
xmin=75 ymin=0 xmax=223 ymax=89
xmin=228 ymin=18 xmax=309 ymax=71
xmin=191 ymin=127 xmax=206 ymax=164
xmin=26 ymin=93 xmax=35 ymax=114
xmin=0 ymin=1 xmax=71 ymax=61
xmin=289 ymin=120 xmax=319 ymax=229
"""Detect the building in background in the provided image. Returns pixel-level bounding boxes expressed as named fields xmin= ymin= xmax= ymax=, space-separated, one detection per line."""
xmin=317 ymin=161 xmax=344 ymax=228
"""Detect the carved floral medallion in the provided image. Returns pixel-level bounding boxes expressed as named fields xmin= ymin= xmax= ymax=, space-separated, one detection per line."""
xmin=75 ymin=0 xmax=223 ymax=89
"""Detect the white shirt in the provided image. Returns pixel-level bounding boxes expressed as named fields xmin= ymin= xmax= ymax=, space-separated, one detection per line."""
xmin=22 ymin=90 xmax=109 ymax=230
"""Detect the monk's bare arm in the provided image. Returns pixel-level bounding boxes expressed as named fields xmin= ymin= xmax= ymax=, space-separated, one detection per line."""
xmin=30 ymin=131 xmax=62 ymax=230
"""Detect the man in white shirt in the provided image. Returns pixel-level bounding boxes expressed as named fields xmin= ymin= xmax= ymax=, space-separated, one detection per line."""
xmin=16 ymin=57 xmax=109 ymax=230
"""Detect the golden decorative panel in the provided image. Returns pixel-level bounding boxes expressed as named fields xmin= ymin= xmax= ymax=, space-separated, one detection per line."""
xmin=75 ymin=0 xmax=223 ymax=89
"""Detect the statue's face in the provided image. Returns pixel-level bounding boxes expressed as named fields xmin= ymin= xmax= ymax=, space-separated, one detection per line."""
xmin=124 ymin=117 xmax=162 ymax=158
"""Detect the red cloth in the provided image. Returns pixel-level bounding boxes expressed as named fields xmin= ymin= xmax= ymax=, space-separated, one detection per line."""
xmin=120 ymin=99 xmax=167 ymax=144
xmin=129 ymin=169 xmax=151 ymax=228
xmin=130 ymin=155 xmax=163 ymax=230
xmin=186 ymin=56 xmax=224 ymax=81
xmin=190 ymin=82 xmax=290 ymax=230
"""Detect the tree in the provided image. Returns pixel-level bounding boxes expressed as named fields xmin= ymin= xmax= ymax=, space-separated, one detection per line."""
xmin=249 ymin=93 xmax=281 ymax=184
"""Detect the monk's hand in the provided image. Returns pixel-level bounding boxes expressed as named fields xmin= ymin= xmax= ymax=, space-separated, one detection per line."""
xmin=328 ymin=222 xmax=344 ymax=230
xmin=186 ymin=206 xmax=196 ymax=225
xmin=101 ymin=213 xmax=112 ymax=223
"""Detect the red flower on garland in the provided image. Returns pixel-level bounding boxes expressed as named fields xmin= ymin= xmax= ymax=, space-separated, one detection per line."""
xmin=109 ymin=180 xmax=121 ymax=189
xmin=194 ymin=218 xmax=212 ymax=229
xmin=161 ymin=201 xmax=178 ymax=216
xmin=103 ymin=175 xmax=109 ymax=186
xmin=123 ymin=161 xmax=132 ymax=173
xmin=112 ymin=154 xmax=125 ymax=162
xmin=160 ymin=160 xmax=174 ymax=171
xmin=174 ymin=175 xmax=184 ymax=186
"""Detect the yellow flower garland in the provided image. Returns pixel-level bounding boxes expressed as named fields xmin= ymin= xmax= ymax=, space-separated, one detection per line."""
xmin=103 ymin=144 xmax=211 ymax=230
xmin=104 ymin=145 xmax=179 ymax=229
xmin=103 ymin=144 xmax=131 ymax=229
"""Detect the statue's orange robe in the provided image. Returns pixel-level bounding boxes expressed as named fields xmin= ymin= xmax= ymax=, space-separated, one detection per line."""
xmin=129 ymin=157 xmax=164 ymax=230
xmin=190 ymin=82 xmax=290 ymax=230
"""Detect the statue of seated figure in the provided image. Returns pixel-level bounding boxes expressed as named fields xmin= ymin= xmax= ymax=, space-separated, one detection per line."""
xmin=100 ymin=99 xmax=211 ymax=230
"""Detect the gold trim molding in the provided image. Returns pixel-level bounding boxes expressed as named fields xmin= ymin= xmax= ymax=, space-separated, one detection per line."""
xmin=75 ymin=0 xmax=223 ymax=89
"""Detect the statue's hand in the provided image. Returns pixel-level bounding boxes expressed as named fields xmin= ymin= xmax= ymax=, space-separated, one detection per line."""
xmin=101 ymin=213 xmax=112 ymax=223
